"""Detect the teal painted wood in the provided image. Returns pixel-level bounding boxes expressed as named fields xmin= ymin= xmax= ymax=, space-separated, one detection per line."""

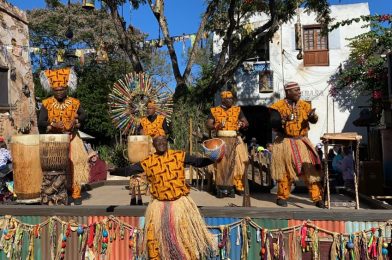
xmin=17 ymin=216 xmax=42 ymax=260
xmin=248 ymin=219 xmax=288 ymax=260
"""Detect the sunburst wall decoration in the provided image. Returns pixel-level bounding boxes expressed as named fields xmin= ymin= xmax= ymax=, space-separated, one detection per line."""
xmin=108 ymin=72 xmax=173 ymax=135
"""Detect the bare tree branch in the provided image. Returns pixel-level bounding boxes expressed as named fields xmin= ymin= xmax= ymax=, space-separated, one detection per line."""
xmin=147 ymin=0 xmax=184 ymax=86
xmin=206 ymin=0 xmax=279 ymax=95
xmin=104 ymin=0 xmax=144 ymax=72
xmin=212 ymin=0 xmax=237 ymax=82
xmin=183 ymin=0 xmax=219 ymax=80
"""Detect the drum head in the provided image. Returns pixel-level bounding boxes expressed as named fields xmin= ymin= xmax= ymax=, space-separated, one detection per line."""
xmin=39 ymin=134 xmax=70 ymax=143
xmin=11 ymin=135 xmax=39 ymax=145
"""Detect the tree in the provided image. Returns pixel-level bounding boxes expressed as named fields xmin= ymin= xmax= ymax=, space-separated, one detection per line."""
xmin=28 ymin=2 xmax=170 ymax=141
xmin=103 ymin=0 xmax=332 ymax=100
xmin=328 ymin=15 xmax=392 ymax=124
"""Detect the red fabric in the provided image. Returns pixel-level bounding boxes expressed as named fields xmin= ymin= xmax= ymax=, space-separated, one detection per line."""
xmin=88 ymin=158 xmax=107 ymax=183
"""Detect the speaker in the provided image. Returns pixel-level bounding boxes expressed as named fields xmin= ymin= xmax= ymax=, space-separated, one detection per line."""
xmin=359 ymin=161 xmax=384 ymax=196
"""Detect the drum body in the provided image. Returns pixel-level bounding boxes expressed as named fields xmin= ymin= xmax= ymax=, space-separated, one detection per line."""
xmin=127 ymin=135 xmax=154 ymax=163
xmin=215 ymin=136 xmax=237 ymax=187
xmin=39 ymin=134 xmax=70 ymax=171
xmin=11 ymin=135 xmax=42 ymax=200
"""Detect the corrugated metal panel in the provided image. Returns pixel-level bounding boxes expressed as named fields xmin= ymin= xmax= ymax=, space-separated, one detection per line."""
xmin=88 ymin=216 xmax=141 ymax=260
xmin=289 ymin=220 xmax=345 ymax=238
xmin=346 ymin=221 xmax=392 ymax=237
xmin=204 ymin=217 xmax=242 ymax=260
xmin=39 ymin=216 xmax=88 ymax=260
xmin=248 ymin=219 xmax=288 ymax=260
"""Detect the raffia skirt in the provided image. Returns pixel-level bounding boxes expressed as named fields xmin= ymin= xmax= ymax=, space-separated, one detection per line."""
xmin=143 ymin=196 xmax=217 ymax=259
xmin=215 ymin=136 xmax=248 ymax=189
xmin=69 ymin=133 xmax=89 ymax=185
xmin=270 ymin=136 xmax=323 ymax=183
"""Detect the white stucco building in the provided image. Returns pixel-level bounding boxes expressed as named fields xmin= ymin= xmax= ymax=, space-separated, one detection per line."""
xmin=213 ymin=3 xmax=370 ymax=145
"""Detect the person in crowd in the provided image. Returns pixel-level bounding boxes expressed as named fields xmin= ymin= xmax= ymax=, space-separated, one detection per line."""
xmin=0 ymin=137 xmax=12 ymax=176
xmin=338 ymin=146 xmax=355 ymax=188
xmin=88 ymin=149 xmax=107 ymax=183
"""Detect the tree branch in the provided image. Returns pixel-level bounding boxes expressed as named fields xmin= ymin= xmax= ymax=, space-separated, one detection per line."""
xmin=147 ymin=0 xmax=184 ymax=86
xmin=211 ymin=0 xmax=237 ymax=82
xmin=206 ymin=0 xmax=279 ymax=95
xmin=104 ymin=0 xmax=143 ymax=72
xmin=183 ymin=0 xmax=219 ymax=80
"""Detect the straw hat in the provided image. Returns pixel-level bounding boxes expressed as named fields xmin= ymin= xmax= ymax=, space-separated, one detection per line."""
xmin=87 ymin=149 xmax=98 ymax=161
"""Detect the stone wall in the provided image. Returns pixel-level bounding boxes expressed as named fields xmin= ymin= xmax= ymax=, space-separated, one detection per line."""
xmin=0 ymin=0 xmax=38 ymax=142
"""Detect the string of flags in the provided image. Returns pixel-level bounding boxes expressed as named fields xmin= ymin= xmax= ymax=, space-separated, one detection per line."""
xmin=0 ymin=215 xmax=391 ymax=259
xmin=0 ymin=32 xmax=206 ymax=55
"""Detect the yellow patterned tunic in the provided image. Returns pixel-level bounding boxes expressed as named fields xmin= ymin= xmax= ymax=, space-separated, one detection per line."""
xmin=269 ymin=99 xmax=311 ymax=137
xmin=140 ymin=115 xmax=166 ymax=137
xmin=140 ymin=150 xmax=189 ymax=201
xmin=42 ymin=96 xmax=80 ymax=132
xmin=210 ymin=106 xmax=241 ymax=131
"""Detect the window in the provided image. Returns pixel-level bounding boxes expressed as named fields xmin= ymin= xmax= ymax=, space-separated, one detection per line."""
xmin=303 ymin=25 xmax=329 ymax=66
xmin=0 ymin=67 xmax=8 ymax=106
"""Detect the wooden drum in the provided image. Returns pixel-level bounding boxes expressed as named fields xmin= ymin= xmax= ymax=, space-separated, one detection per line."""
xmin=39 ymin=134 xmax=70 ymax=171
xmin=11 ymin=135 xmax=42 ymax=200
xmin=127 ymin=135 xmax=154 ymax=163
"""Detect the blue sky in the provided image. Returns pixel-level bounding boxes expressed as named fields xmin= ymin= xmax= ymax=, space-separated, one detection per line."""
xmin=9 ymin=0 xmax=391 ymax=40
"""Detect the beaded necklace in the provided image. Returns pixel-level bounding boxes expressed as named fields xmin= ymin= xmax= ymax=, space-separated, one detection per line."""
xmin=51 ymin=98 xmax=72 ymax=111
xmin=284 ymin=99 xmax=298 ymax=121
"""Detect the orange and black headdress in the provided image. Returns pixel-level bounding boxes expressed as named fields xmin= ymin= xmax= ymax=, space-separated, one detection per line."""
xmin=40 ymin=67 xmax=77 ymax=92
xmin=220 ymin=91 xmax=233 ymax=99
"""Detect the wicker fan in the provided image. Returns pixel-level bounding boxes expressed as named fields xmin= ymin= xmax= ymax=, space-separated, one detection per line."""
xmin=108 ymin=72 xmax=173 ymax=135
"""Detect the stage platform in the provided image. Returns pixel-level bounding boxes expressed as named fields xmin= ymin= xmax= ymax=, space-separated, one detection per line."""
xmin=1 ymin=179 xmax=391 ymax=221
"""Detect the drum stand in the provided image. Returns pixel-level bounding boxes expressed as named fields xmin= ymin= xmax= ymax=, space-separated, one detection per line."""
xmin=41 ymin=171 xmax=68 ymax=205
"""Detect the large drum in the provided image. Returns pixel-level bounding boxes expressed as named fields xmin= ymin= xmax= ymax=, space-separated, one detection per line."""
xmin=39 ymin=134 xmax=70 ymax=205
xmin=11 ymin=135 xmax=42 ymax=201
xmin=214 ymin=130 xmax=244 ymax=198
xmin=39 ymin=134 xmax=70 ymax=171
xmin=127 ymin=135 xmax=154 ymax=163
xmin=127 ymin=135 xmax=155 ymax=198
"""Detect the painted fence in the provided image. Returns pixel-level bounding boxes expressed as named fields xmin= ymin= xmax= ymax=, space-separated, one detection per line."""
xmin=0 ymin=214 xmax=391 ymax=260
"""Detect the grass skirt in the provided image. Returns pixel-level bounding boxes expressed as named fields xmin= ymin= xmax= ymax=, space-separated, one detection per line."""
xmin=271 ymin=136 xmax=322 ymax=183
xmin=70 ymin=134 xmax=89 ymax=185
xmin=143 ymin=196 xmax=216 ymax=259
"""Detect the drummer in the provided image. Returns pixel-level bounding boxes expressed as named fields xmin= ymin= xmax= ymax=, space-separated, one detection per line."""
xmin=206 ymin=90 xmax=249 ymax=197
xmin=138 ymin=101 xmax=171 ymax=139
xmin=38 ymin=67 xmax=87 ymax=205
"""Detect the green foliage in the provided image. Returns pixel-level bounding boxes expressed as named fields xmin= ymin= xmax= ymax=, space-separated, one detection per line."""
xmin=28 ymin=3 xmax=171 ymax=142
xmin=74 ymin=61 xmax=133 ymax=140
xmin=28 ymin=3 xmax=148 ymax=69
xmin=329 ymin=16 xmax=391 ymax=125
xmin=329 ymin=21 xmax=391 ymax=98
xmin=96 ymin=143 xmax=128 ymax=167
xmin=171 ymin=101 xmax=209 ymax=152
